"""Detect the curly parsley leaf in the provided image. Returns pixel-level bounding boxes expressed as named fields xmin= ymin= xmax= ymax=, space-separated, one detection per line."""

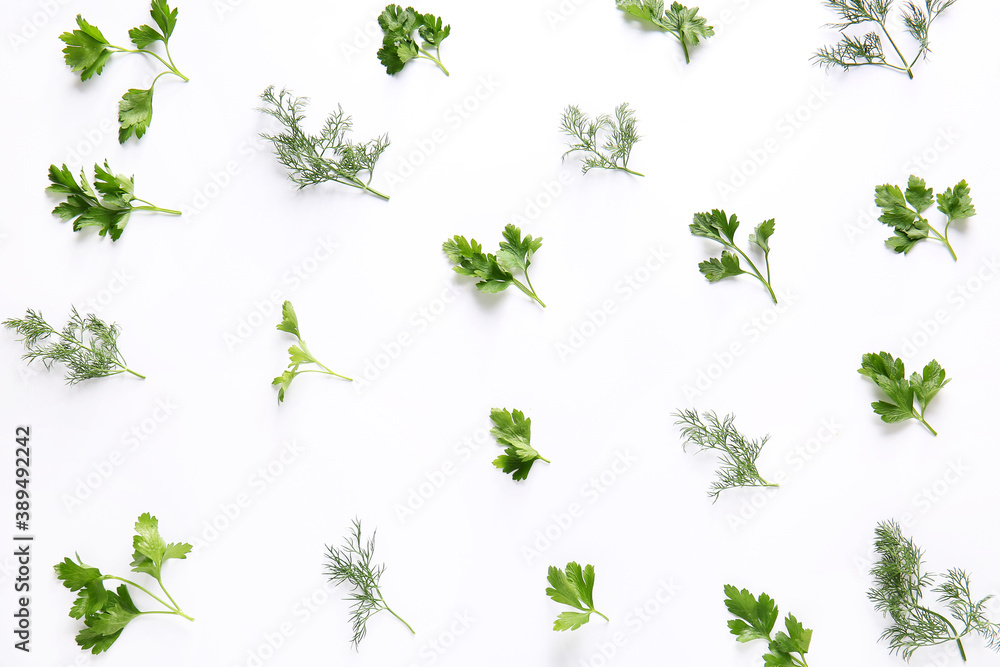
xmin=546 ymin=562 xmax=609 ymax=631
xmin=272 ymin=301 xmax=352 ymax=403
xmin=691 ymin=210 xmax=777 ymax=303
xmin=489 ymin=408 xmax=550 ymax=481
xmin=47 ymin=162 xmax=180 ymax=241
xmin=377 ymin=4 xmax=450 ymax=76
xmin=875 ymin=176 xmax=975 ymax=259
xmin=724 ymin=585 xmax=812 ymax=667
xmin=858 ymin=351 xmax=949 ymax=436
xmin=54 ymin=513 xmax=193 ymax=654
xmin=617 ymin=0 xmax=715 ymax=63
xmin=443 ymin=225 xmax=546 ymax=307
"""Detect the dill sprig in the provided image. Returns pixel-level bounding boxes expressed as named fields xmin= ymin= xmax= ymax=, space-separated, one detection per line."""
xmin=672 ymin=409 xmax=777 ymax=502
xmin=869 ymin=520 xmax=1000 ymax=662
xmin=812 ymin=0 xmax=958 ymax=79
xmin=4 ymin=308 xmax=144 ymax=384
xmin=323 ymin=519 xmax=414 ymax=649
xmin=560 ymin=103 xmax=644 ymax=177
xmin=259 ymin=86 xmax=391 ymax=201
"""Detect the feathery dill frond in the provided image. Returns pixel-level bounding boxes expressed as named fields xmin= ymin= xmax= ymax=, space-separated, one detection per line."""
xmin=4 ymin=307 xmax=144 ymax=384
xmin=672 ymin=409 xmax=777 ymax=502
xmin=560 ymin=103 xmax=644 ymax=177
xmin=259 ymin=86 xmax=390 ymax=201
xmin=323 ymin=519 xmax=414 ymax=649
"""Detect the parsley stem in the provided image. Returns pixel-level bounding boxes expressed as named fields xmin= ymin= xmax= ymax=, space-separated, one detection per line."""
xmin=109 ymin=45 xmax=189 ymax=81
xmin=593 ymin=609 xmax=610 ymax=622
xmin=155 ymin=577 xmax=191 ymax=620
xmin=729 ymin=244 xmax=777 ymax=303
xmin=924 ymin=220 xmax=957 ymax=261
xmin=915 ymin=414 xmax=938 ymax=436
xmin=416 ymin=47 xmax=449 ymax=76
xmin=512 ymin=278 xmax=546 ymax=308
xmin=105 ymin=576 xmax=179 ymax=614
xmin=298 ymin=367 xmax=354 ymax=382
xmin=133 ymin=199 xmax=182 ymax=216
xmin=680 ymin=37 xmax=691 ymax=64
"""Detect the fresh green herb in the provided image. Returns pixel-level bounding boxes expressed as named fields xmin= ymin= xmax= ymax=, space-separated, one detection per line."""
xmin=858 ymin=352 xmax=949 ymax=436
xmin=673 ymin=409 xmax=777 ymax=502
xmin=546 ymin=562 xmax=609 ymax=631
xmin=47 ymin=162 xmax=180 ymax=241
xmin=323 ymin=519 xmax=414 ymax=648
xmin=443 ymin=225 xmax=546 ymax=307
xmin=616 ymin=0 xmax=715 ymax=63
xmin=377 ymin=5 xmax=450 ymax=76
xmin=812 ymin=0 xmax=958 ymax=79
xmin=869 ymin=520 xmax=1000 ymax=661
xmin=875 ymin=176 xmax=975 ymax=260
xmin=4 ymin=308 xmax=144 ymax=384
xmin=54 ymin=513 xmax=193 ymax=654
xmin=60 ymin=1 xmax=188 ymax=141
xmin=560 ymin=104 xmax=644 ymax=176
xmin=259 ymin=86 xmax=390 ymax=201
xmin=690 ymin=209 xmax=777 ymax=303
xmin=724 ymin=585 xmax=812 ymax=667
xmin=272 ymin=301 xmax=351 ymax=403
xmin=489 ymin=408 xmax=550 ymax=481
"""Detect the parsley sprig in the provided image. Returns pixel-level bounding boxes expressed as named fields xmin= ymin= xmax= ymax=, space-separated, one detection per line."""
xmin=724 ymin=585 xmax=813 ymax=667
xmin=60 ymin=1 xmax=188 ymax=142
xmin=4 ymin=308 xmax=144 ymax=383
xmin=443 ymin=225 xmax=546 ymax=307
xmin=560 ymin=104 xmax=644 ymax=176
xmin=673 ymin=409 xmax=777 ymax=502
xmin=272 ymin=301 xmax=352 ymax=403
xmin=489 ymin=408 xmax=550 ymax=481
xmin=869 ymin=520 xmax=1000 ymax=661
xmin=813 ymin=0 xmax=958 ymax=79
xmin=323 ymin=519 xmax=414 ymax=648
xmin=875 ymin=176 xmax=975 ymax=260
xmin=690 ymin=210 xmax=777 ymax=303
xmin=54 ymin=513 xmax=193 ymax=654
xmin=858 ymin=352 xmax=949 ymax=436
xmin=48 ymin=162 xmax=180 ymax=241
xmin=377 ymin=5 xmax=450 ymax=76
xmin=259 ymin=87 xmax=390 ymax=200
xmin=546 ymin=562 xmax=609 ymax=631
xmin=616 ymin=0 xmax=715 ymax=63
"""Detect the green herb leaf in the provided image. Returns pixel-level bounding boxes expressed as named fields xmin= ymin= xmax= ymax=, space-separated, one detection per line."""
xmin=377 ymin=4 xmax=450 ymax=75
xmin=616 ymin=1 xmax=714 ymax=63
xmin=725 ymin=585 xmax=812 ymax=665
xmin=560 ymin=103 xmax=643 ymax=176
xmin=443 ymin=226 xmax=546 ymax=306
xmin=690 ymin=210 xmax=777 ymax=303
xmin=858 ymin=352 xmax=948 ymax=435
xmin=546 ymin=562 xmax=608 ymax=631
xmin=489 ymin=408 xmax=549 ymax=481
xmin=272 ymin=301 xmax=352 ymax=403
xmin=60 ymin=16 xmax=113 ymax=81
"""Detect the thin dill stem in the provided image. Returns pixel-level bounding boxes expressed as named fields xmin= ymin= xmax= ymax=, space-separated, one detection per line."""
xmin=877 ymin=22 xmax=914 ymax=79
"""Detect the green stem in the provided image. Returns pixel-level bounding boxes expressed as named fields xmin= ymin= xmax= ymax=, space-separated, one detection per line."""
xmin=619 ymin=166 xmax=645 ymax=177
xmin=155 ymin=577 xmax=191 ymax=620
xmin=110 ymin=45 xmax=188 ymax=81
xmin=729 ymin=244 xmax=777 ymax=304
xmin=924 ymin=220 xmax=957 ymax=261
xmin=105 ymin=576 xmax=178 ymax=614
xmin=384 ymin=605 xmax=415 ymax=635
xmin=680 ymin=36 xmax=691 ymax=64
xmin=593 ymin=609 xmax=610 ymax=623
xmin=416 ymin=47 xmax=449 ymax=76
xmin=878 ymin=24 xmax=914 ymax=79
xmin=511 ymin=278 xmax=546 ymax=308
xmin=538 ymin=455 xmax=551 ymax=464
xmin=315 ymin=362 xmax=354 ymax=382
xmin=133 ymin=201 xmax=182 ymax=216
xmin=342 ymin=177 xmax=390 ymax=201
xmin=915 ymin=604 xmax=965 ymax=659
xmin=124 ymin=367 xmax=146 ymax=380
xmin=914 ymin=413 xmax=938 ymax=436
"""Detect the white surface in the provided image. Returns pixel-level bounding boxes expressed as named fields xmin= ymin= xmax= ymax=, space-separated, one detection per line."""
xmin=2 ymin=0 xmax=1000 ymax=665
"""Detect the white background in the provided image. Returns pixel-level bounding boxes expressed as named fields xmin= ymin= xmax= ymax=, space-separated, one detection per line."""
xmin=2 ymin=0 xmax=1000 ymax=665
